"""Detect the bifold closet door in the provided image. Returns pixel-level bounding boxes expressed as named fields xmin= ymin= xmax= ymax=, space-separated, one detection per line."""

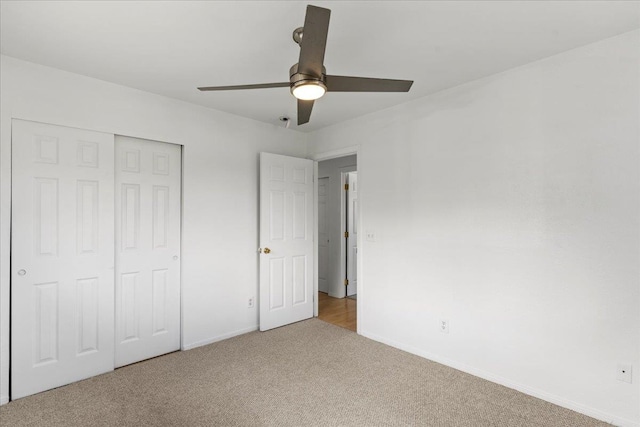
xmin=11 ymin=119 xmax=115 ymax=399
xmin=115 ymin=136 xmax=181 ymax=368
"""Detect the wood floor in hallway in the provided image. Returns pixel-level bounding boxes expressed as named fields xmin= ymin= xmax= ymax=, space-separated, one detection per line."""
xmin=317 ymin=292 xmax=357 ymax=332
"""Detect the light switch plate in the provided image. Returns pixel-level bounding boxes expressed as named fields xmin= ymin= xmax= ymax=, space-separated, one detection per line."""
xmin=439 ymin=319 xmax=449 ymax=334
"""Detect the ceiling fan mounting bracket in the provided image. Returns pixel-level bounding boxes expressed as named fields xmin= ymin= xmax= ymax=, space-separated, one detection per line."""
xmin=292 ymin=27 xmax=304 ymax=45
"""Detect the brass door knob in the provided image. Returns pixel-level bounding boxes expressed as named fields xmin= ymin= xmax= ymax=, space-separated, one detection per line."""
xmin=263 ymin=248 xmax=271 ymax=254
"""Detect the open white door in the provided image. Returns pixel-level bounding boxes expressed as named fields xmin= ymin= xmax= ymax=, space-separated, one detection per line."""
xmin=11 ymin=120 xmax=115 ymax=399
xmin=259 ymin=153 xmax=314 ymax=331
xmin=346 ymin=172 xmax=358 ymax=297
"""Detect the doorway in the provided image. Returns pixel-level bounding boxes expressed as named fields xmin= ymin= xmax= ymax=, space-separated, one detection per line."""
xmin=316 ymin=154 xmax=357 ymax=331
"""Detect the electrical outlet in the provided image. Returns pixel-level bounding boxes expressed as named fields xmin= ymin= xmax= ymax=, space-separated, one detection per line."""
xmin=439 ymin=319 xmax=449 ymax=334
xmin=365 ymin=230 xmax=376 ymax=242
xmin=617 ymin=364 xmax=632 ymax=384
xmin=248 ymin=297 xmax=255 ymax=309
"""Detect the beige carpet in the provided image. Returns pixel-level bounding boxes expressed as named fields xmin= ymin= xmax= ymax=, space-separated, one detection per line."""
xmin=0 ymin=319 xmax=608 ymax=427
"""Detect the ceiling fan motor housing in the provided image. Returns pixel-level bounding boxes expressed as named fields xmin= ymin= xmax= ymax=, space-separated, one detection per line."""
xmin=289 ymin=63 xmax=326 ymax=85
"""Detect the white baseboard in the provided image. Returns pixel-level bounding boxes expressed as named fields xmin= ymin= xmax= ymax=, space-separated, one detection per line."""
xmin=182 ymin=325 xmax=258 ymax=351
xmin=0 ymin=395 xmax=8 ymax=405
xmin=360 ymin=330 xmax=638 ymax=427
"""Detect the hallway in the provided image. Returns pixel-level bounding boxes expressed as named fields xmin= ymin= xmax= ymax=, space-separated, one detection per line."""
xmin=317 ymin=292 xmax=357 ymax=332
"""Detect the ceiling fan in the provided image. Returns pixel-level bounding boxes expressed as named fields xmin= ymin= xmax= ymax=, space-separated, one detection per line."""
xmin=198 ymin=4 xmax=414 ymax=126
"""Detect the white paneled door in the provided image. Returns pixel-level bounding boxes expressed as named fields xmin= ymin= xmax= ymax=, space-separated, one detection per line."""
xmin=346 ymin=172 xmax=358 ymax=297
xmin=115 ymin=136 xmax=181 ymax=368
xmin=259 ymin=153 xmax=314 ymax=331
xmin=11 ymin=120 xmax=115 ymax=399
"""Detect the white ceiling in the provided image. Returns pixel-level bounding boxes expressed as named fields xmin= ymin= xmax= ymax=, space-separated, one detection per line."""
xmin=1 ymin=1 xmax=639 ymax=132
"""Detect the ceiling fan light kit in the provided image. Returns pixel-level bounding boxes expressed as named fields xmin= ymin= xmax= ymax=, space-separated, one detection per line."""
xmin=289 ymin=63 xmax=327 ymax=100
xmin=198 ymin=5 xmax=414 ymax=125
xmin=291 ymin=80 xmax=326 ymax=100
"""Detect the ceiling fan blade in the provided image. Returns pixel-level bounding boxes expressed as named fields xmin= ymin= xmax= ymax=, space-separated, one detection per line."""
xmin=198 ymin=82 xmax=289 ymax=91
xmin=325 ymin=75 xmax=413 ymax=92
xmin=298 ymin=5 xmax=331 ymax=78
xmin=298 ymin=99 xmax=314 ymax=125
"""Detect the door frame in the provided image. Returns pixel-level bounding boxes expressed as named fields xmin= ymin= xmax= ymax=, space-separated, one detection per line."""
xmin=340 ymin=171 xmax=347 ymax=299
xmin=316 ymin=176 xmax=329 ymax=295
xmin=311 ymin=146 xmax=361 ymax=334
xmin=342 ymin=170 xmax=357 ymax=298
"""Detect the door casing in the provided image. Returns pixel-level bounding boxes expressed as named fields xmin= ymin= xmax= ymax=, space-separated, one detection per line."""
xmin=345 ymin=171 xmax=358 ymax=297
xmin=317 ymin=177 xmax=329 ymax=294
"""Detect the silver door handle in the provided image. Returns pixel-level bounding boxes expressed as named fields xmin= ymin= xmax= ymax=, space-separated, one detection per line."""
xmin=173 ymin=256 xmax=179 ymax=261
xmin=17 ymin=269 xmax=26 ymax=276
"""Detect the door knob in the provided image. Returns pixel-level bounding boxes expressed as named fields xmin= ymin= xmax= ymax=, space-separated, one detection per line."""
xmin=173 ymin=255 xmax=179 ymax=260
xmin=263 ymin=248 xmax=271 ymax=254
xmin=17 ymin=269 xmax=26 ymax=276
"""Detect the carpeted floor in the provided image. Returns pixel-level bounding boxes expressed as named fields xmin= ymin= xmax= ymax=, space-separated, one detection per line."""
xmin=0 ymin=319 xmax=608 ymax=427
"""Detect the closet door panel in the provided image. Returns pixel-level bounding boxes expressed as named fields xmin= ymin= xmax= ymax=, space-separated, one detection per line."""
xmin=11 ymin=119 xmax=115 ymax=399
xmin=115 ymin=136 xmax=181 ymax=368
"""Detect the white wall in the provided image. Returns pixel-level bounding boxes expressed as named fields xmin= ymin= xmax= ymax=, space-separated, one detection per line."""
xmin=318 ymin=155 xmax=357 ymax=298
xmin=309 ymin=31 xmax=640 ymax=426
xmin=0 ymin=55 xmax=307 ymax=404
